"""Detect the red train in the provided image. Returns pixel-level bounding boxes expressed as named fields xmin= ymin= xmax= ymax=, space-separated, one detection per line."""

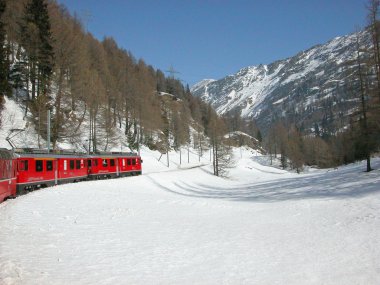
xmin=0 ymin=148 xmax=17 ymax=202
xmin=0 ymin=148 xmax=142 ymax=202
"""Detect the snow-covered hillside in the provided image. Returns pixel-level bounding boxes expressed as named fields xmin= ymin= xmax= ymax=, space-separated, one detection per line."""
xmin=1 ymin=146 xmax=379 ymax=285
xmin=0 ymin=97 xmax=40 ymax=149
xmin=191 ymin=30 xmax=370 ymax=134
xmin=0 ymin=96 xmax=136 ymax=152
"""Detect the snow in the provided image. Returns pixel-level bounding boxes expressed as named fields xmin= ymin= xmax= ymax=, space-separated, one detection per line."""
xmin=213 ymin=65 xmax=283 ymax=117
xmin=0 ymin=97 xmax=40 ymax=149
xmin=1 ymin=146 xmax=380 ymax=285
xmin=272 ymin=96 xmax=288 ymax=105
xmin=157 ymin=92 xmax=181 ymax=101
xmin=224 ymin=131 xmax=259 ymax=142
xmin=190 ymin=79 xmax=216 ymax=93
xmin=282 ymin=59 xmax=321 ymax=85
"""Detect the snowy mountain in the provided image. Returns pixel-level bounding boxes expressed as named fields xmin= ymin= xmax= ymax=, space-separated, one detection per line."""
xmin=191 ymin=30 xmax=371 ymax=134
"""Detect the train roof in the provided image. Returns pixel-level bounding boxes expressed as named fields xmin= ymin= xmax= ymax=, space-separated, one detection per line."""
xmin=87 ymin=152 xmax=140 ymax=158
xmin=13 ymin=148 xmax=140 ymax=159
xmin=14 ymin=148 xmax=86 ymax=155
xmin=15 ymin=153 xmax=88 ymax=159
xmin=0 ymin=148 xmax=13 ymax=160
xmin=13 ymin=148 xmax=86 ymax=158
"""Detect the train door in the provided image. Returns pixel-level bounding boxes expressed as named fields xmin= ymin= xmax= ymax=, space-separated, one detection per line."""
xmin=93 ymin=158 xmax=99 ymax=173
xmin=55 ymin=159 xmax=58 ymax=185
xmin=87 ymin=158 xmax=99 ymax=177
xmin=0 ymin=159 xmax=9 ymax=201
xmin=10 ymin=159 xmax=17 ymax=197
xmin=7 ymin=160 xmax=12 ymax=193
xmin=116 ymin=158 xmax=120 ymax=177
xmin=87 ymin=158 xmax=92 ymax=174
xmin=44 ymin=159 xmax=56 ymax=183
xmin=109 ymin=158 xmax=117 ymax=175
xmin=16 ymin=158 xmax=28 ymax=185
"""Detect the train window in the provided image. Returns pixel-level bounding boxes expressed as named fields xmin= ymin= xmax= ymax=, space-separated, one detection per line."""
xmin=70 ymin=160 xmax=75 ymax=170
xmin=19 ymin=160 xmax=29 ymax=171
xmin=64 ymin=160 xmax=67 ymax=170
xmin=76 ymin=160 xmax=81 ymax=169
xmin=4 ymin=162 xmax=7 ymax=179
xmin=102 ymin=159 xmax=108 ymax=167
xmin=36 ymin=160 xmax=43 ymax=172
xmin=7 ymin=162 xmax=10 ymax=178
xmin=94 ymin=159 xmax=98 ymax=166
xmin=132 ymin=159 xmax=136 ymax=166
xmin=4 ymin=161 xmax=8 ymax=178
xmin=127 ymin=159 xmax=131 ymax=166
xmin=122 ymin=159 xmax=125 ymax=167
xmin=46 ymin=160 xmax=53 ymax=171
xmin=110 ymin=159 xmax=115 ymax=167
xmin=88 ymin=159 xmax=92 ymax=167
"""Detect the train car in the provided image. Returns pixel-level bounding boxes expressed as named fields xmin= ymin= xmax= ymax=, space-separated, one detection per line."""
xmin=15 ymin=149 xmax=88 ymax=194
xmin=56 ymin=155 xmax=88 ymax=184
xmin=88 ymin=152 xmax=142 ymax=179
xmin=117 ymin=153 xmax=142 ymax=177
xmin=0 ymin=148 xmax=17 ymax=202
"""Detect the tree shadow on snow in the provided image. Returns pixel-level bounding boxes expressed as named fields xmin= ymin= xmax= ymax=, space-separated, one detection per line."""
xmin=147 ymin=162 xmax=380 ymax=203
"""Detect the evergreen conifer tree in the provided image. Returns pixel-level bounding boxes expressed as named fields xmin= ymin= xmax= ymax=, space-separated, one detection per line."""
xmin=0 ymin=0 xmax=10 ymax=103
xmin=20 ymin=0 xmax=53 ymax=99
xmin=256 ymin=129 xmax=262 ymax=142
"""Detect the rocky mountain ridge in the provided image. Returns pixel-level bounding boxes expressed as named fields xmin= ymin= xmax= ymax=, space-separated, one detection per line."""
xmin=191 ymin=30 xmax=371 ymax=134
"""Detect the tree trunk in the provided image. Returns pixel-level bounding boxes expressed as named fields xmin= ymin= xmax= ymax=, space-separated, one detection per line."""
xmin=356 ymin=36 xmax=372 ymax=172
xmin=52 ymin=69 xmax=64 ymax=149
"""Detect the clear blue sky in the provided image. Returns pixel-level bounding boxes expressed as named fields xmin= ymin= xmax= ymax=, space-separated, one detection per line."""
xmin=57 ymin=0 xmax=367 ymax=86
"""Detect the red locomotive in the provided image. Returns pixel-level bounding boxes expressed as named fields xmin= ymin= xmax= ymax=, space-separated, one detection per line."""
xmin=16 ymin=150 xmax=89 ymax=194
xmin=0 ymin=148 xmax=17 ymax=202
xmin=0 ymin=148 xmax=143 ymax=201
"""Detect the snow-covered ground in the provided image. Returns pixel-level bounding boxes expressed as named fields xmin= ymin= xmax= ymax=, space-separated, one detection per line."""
xmin=1 ymin=147 xmax=380 ymax=285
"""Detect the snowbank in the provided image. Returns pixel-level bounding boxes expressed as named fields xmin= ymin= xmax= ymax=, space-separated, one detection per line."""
xmin=1 ymin=147 xmax=380 ymax=284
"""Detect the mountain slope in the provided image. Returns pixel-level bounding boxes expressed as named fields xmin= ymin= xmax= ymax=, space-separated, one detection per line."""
xmin=191 ymin=30 xmax=371 ymax=134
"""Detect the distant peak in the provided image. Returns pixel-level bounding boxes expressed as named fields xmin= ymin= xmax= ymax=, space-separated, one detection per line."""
xmin=190 ymin=79 xmax=216 ymax=91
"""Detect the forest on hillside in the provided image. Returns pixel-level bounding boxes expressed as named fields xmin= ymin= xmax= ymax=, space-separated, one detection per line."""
xmin=0 ymin=0 xmax=379 ymax=175
xmin=0 ymin=0 xmax=237 ymax=162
